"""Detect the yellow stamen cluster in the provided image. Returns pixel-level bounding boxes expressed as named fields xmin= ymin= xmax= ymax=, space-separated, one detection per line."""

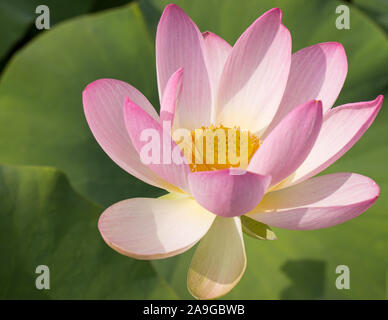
xmin=187 ymin=124 xmax=261 ymax=172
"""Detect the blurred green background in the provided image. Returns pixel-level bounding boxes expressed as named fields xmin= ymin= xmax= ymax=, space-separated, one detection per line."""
xmin=0 ymin=0 xmax=387 ymax=299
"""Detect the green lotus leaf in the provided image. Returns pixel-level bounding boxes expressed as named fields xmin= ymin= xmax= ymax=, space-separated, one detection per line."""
xmin=0 ymin=164 xmax=177 ymax=299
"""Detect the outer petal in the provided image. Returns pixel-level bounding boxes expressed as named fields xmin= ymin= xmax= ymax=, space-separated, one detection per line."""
xmin=98 ymin=195 xmax=215 ymax=259
xmin=247 ymin=173 xmax=379 ymax=230
xmin=283 ymin=95 xmax=383 ymax=187
xmin=156 ymin=4 xmax=212 ymax=130
xmin=188 ymin=216 xmax=246 ymax=299
xmin=248 ymin=100 xmax=323 ymax=187
xmin=83 ymin=79 xmax=176 ymax=191
xmin=265 ymin=42 xmax=347 ymax=135
xmin=188 ymin=168 xmax=271 ymax=217
xmin=202 ymin=31 xmax=232 ymax=122
xmin=124 ymin=98 xmax=191 ymax=192
xmin=160 ymin=68 xmax=184 ymax=128
xmin=216 ymin=8 xmax=291 ymax=135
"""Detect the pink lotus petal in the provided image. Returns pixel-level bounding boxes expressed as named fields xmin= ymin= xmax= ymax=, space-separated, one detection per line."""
xmin=247 ymin=173 xmax=379 ymax=230
xmin=265 ymin=42 xmax=347 ymax=136
xmin=216 ymin=8 xmax=291 ymax=135
xmin=202 ymin=31 xmax=232 ymax=121
xmin=188 ymin=216 xmax=246 ymax=299
xmin=156 ymin=4 xmax=212 ymax=130
xmin=124 ymin=98 xmax=191 ymax=192
xmin=160 ymin=68 xmax=184 ymax=128
xmin=283 ymin=95 xmax=383 ymax=187
xmin=188 ymin=168 xmax=271 ymax=217
xmin=99 ymin=195 xmax=215 ymax=259
xmin=248 ymin=100 xmax=323 ymax=187
xmin=83 ymin=79 xmax=177 ymax=191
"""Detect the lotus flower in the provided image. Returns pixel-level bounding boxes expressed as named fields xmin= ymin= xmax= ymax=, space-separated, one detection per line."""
xmin=82 ymin=4 xmax=383 ymax=299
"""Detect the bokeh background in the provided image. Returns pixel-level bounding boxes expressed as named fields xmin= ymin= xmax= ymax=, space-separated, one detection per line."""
xmin=0 ymin=0 xmax=387 ymax=299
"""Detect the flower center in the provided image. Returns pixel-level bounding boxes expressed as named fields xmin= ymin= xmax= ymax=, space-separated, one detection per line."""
xmin=186 ymin=124 xmax=261 ymax=172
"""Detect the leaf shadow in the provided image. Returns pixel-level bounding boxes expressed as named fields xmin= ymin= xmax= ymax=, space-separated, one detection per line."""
xmin=280 ymin=259 xmax=326 ymax=299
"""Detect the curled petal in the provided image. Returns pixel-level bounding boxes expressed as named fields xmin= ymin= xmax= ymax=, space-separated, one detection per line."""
xmin=188 ymin=216 xmax=246 ymax=299
xmin=202 ymin=31 xmax=232 ymax=121
xmin=99 ymin=195 xmax=215 ymax=259
xmin=124 ymin=98 xmax=191 ymax=192
xmin=216 ymin=8 xmax=291 ymax=135
xmin=247 ymin=173 xmax=379 ymax=230
xmin=283 ymin=95 xmax=384 ymax=188
xmin=248 ymin=100 xmax=323 ymax=187
xmin=160 ymin=68 xmax=184 ymax=129
xmin=188 ymin=168 xmax=271 ymax=217
xmin=82 ymin=79 xmax=176 ymax=191
xmin=265 ymin=42 xmax=347 ymax=135
xmin=156 ymin=4 xmax=212 ymax=130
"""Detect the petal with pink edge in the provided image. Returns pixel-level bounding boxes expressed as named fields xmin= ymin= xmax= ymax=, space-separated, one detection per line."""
xmin=124 ymin=98 xmax=191 ymax=192
xmin=160 ymin=68 xmax=183 ymax=129
xmin=248 ymin=100 xmax=323 ymax=187
xmin=188 ymin=168 xmax=271 ymax=217
xmin=216 ymin=8 xmax=291 ymax=135
xmin=188 ymin=216 xmax=246 ymax=299
xmin=82 ymin=79 xmax=177 ymax=192
xmin=247 ymin=173 xmax=379 ymax=230
xmin=283 ymin=95 xmax=383 ymax=188
xmin=98 ymin=195 xmax=215 ymax=260
xmin=156 ymin=4 xmax=212 ymax=130
xmin=265 ymin=42 xmax=347 ymax=135
xmin=202 ymin=31 xmax=232 ymax=121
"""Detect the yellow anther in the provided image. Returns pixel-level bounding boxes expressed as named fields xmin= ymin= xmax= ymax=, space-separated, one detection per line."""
xmin=185 ymin=124 xmax=261 ymax=172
